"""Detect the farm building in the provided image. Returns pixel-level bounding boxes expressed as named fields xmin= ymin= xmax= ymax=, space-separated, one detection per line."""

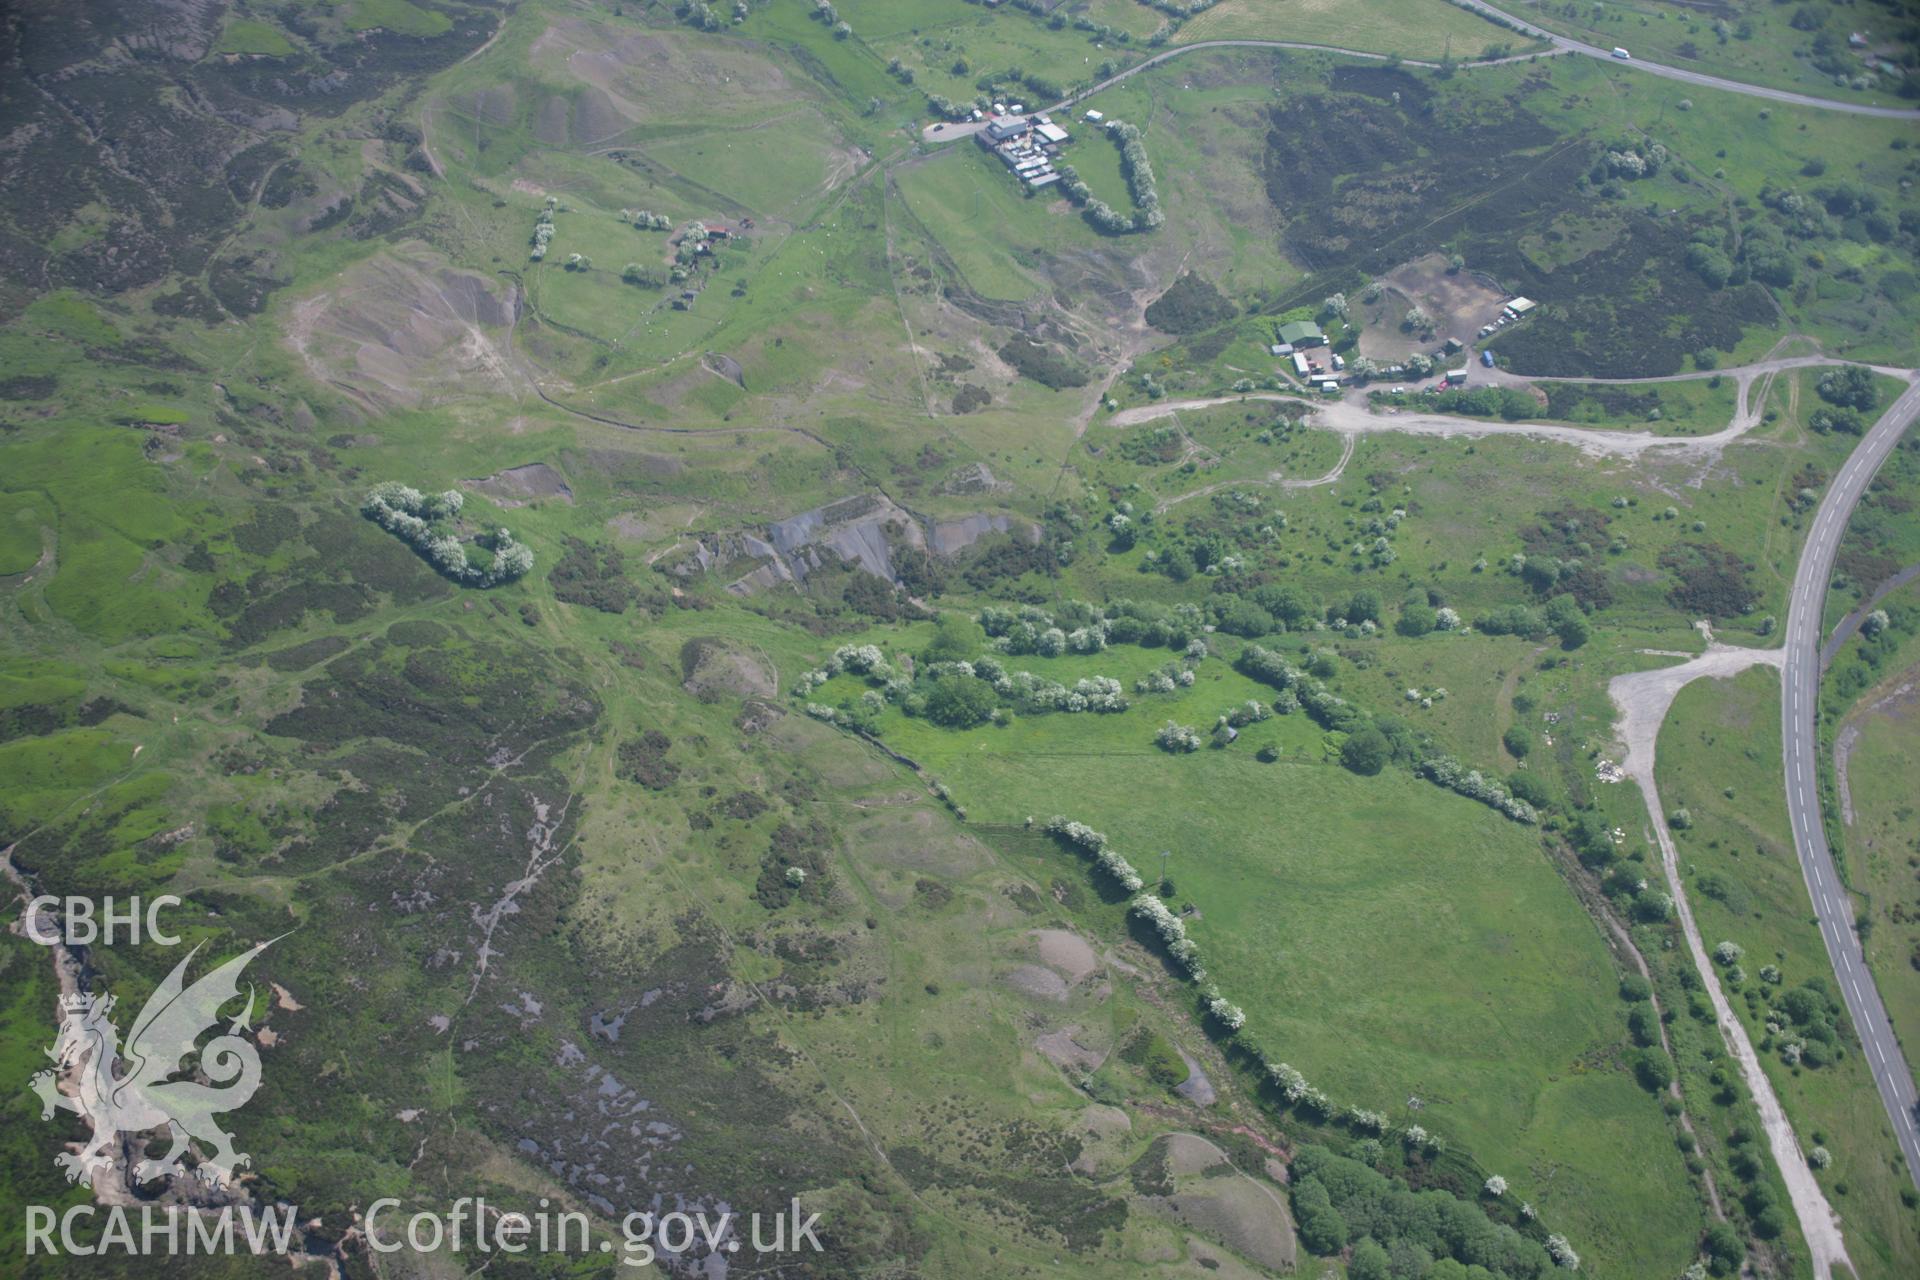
xmin=1291 ymin=344 xmax=1336 ymax=378
xmin=1277 ymin=320 xmax=1324 ymax=348
xmin=979 ymin=114 xmax=1072 ymax=189
xmin=1504 ymin=296 xmax=1537 ymax=317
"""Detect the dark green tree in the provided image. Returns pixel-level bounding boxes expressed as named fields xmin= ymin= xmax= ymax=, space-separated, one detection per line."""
xmin=1341 ymin=727 xmax=1390 ymax=776
xmin=922 ymin=612 xmax=984 ymax=664
xmin=923 ymin=675 xmax=996 ymax=728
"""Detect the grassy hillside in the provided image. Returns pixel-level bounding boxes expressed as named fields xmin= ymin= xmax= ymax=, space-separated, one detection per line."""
xmin=3 ymin=0 xmax=1919 ymax=1275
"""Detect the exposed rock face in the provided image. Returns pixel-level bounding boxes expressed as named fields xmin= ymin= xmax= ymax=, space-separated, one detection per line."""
xmin=930 ymin=513 xmax=1032 ymax=557
xmin=708 ymin=494 xmax=925 ymax=595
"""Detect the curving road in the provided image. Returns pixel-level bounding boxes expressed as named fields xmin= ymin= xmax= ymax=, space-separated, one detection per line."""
xmin=923 ymin=36 xmax=1567 ymax=142
xmin=1780 ymin=371 xmax=1920 ymax=1191
xmin=1107 ymin=355 xmax=1899 ymax=460
xmin=922 ymin=12 xmax=1918 ymax=143
xmin=1459 ymin=1 xmax=1920 ymax=119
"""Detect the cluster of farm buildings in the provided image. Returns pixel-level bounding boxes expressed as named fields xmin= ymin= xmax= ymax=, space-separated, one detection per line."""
xmin=975 ymin=106 xmax=1074 ymax=189
xmin=1264 ymin=295 xmax=1539 ymax=394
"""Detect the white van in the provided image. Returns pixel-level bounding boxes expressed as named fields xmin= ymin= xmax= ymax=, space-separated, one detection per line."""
xmin=1612 ymin=47 xmax=1631 ymax=60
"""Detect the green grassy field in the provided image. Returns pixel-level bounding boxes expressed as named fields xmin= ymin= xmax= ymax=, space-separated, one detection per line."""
xmin=0 ymin=491 xmax=45 ymax=575
xmin=215 ymin=16 xmax=297 ymax=56
xmin=346 ymin=0 xmax=451 ymax=38
xmin=791 ymin=619 xmax=1703 ymax=1275
xmin=896 ymin=152 xmax=1053 ymax=301
xmin=1841 ymin=627 xmax=1920 ymax=1073
xmin=1178 ymin=0 xmax=1540 ymax=59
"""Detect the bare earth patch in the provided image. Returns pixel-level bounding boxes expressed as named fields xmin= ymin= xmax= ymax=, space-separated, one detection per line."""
xmin=468 ymin=462 xmax=574 ymax=507
xmin=1358 ymin=252 xmax=1511 ymax=361
xmin=1031 ymin=928 xmax=1099 ymax=984
xmin=1034 ymin=1025 xmax=1103 ymax=1071
xmin=680 ymin=635 xmax=777 ymax=699
xmin=284 ymin=240 xmax=521 ymax=413
xmin=1005 ymin=964 xmax=1071 ymax=1002
xmin=1173 ymin=1048 xmax=1215 ymax=1105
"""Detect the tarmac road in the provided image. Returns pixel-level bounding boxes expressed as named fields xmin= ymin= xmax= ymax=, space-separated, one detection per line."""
xmin=1780 ymin=372 xmax=1920 ymax=1190
xmin=921 ymin=36 xmax=1566 ymax=143
xmin=1459 ymin=1 xmax=1920 ymax=119
xmin=920 ymin=13 xmax=1919 ymax=143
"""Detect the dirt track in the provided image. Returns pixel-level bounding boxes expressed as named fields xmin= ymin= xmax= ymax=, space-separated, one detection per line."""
xmin=1608 ymin=647 xmax=1855 ymax=1280
xmin=1112 ymin=358 xmax=1915 ymax=466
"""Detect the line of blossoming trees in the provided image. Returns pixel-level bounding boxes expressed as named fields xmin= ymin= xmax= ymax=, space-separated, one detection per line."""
xmin=1057 ymin=119 xmax=1165 ymax=235
xmin=1235 ymin=645 xmax=1538 ymax=824
xmin=797 ymin=602 xmax=1210 ymax=726
xmin=362 ymin=482 xmax=534 ymax=587
xmin=797 ymin=602 xmax=1538 ymax=826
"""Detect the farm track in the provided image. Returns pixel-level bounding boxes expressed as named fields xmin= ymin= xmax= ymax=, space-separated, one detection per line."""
xmin=381 ymin=10 xmax=1920 ymax=1265
xmin=1599 ymin=372 xmax=1920 ymax=1277
xmin=1607 ymin=647 xmax=1855 ymax=1279
xmin=1151 ymin=433 xmax=1353 ymax=514
xmin=1109 ymin=356 xmax=1903 ymax=460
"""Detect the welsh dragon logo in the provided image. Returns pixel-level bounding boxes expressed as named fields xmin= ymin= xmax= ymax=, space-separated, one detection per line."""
xmin=29 ymin=939 xmax=274 ymax=1189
